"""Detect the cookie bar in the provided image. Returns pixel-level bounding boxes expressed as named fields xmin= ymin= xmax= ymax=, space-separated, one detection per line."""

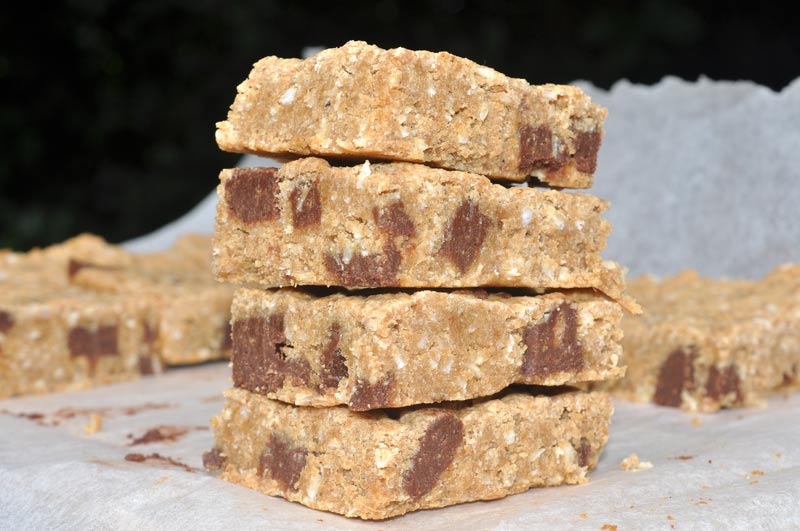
xmin=213 ymin=158 xmax=635 ymax=308
xmin=0 ymin=284 xmax=162 ymax=399
xmin=606 ymin=266 xmax=800 ymax=412
xmin=216 ymin=41 xmax=606 ymax=188
xmin=207 ymin=387 xmax=612 ymax=519
xmin=232 ymin=288 xmax=624 ymax=409
xmin=67 ymin=235 xmax=234 ymax=365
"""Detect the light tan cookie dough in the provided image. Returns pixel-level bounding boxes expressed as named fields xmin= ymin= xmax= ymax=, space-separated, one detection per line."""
xmin=216 ymin=41 xmax=606 ymax=188
xmin=0 ymin=284 xmax=162 ymax=399
xmin=70 ymin=234 xmax=234 ymax=365
xmin=604 ymin=266 xmax=800 ymax=412
xmin=213 ymin=159 xmax=635 ymax=309
xmin=206 ymin=387 xmax=612 ymax=519
xmin=1 ymin=234 xmax=233 ymax=371
xmin=232 ymin=288 xmax=624 ymax=409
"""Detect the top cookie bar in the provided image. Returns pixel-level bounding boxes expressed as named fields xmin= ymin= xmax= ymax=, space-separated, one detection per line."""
xmin=216 ymin=41 xmax=606 ymax=188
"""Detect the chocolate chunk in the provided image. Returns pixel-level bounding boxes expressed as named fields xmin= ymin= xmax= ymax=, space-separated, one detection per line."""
xmin=67 ymin=259 xmax=121 ymax=280
xmin=403 ymin=413 xmax=464 ymax=499
xmin=319 ymin=323 xmax=347 ymax=389
xmin=653 ymin=348 xmax=698 ymax=407
xmin=577 ymin=438 xmax=591 ymax=467
xmin=323 ymin=242 xmax=401 ymax=287
xmin=439 ymin=200 xmax=490 ymax=273
xmin=289 ymin=181 xmax=321 ymax=229
xmin=573 ymin=129 xmax=602 ymax=174
xmin=0 ymin=310 xmax=13 ymax=333
xmin=220 ymin=320 xmax=232 ymax=350
xmin=349 ymin=375 xmax=395 ymax=410
xmin=373 ymin=201 xmax=416 ymax=238
xmin=202 ymin=448 xmax=226 ymax=471
xmin=226 ymin=167 xmax=280 ymax=223
xmin=68 ymin=325 xmax=119 ymax=375
xmin=518 ymin=124 xmax=568 ymax=174
xmin=706 ymin=364 xmax=743 ymax=404
xmin=783 ymin=364 xmax=798 ymax=385
xmin=520 ymin=302 xmax=584 ymax=377
xmin=231 ymin=314 xmax=311 ymax=394
xmin=139 ymin=356 xmax=157 ymax=375
xmin=258 ymin=433 xmax=307 ymax=492
xmin=142 ymin=321 xmax=158 ymax=346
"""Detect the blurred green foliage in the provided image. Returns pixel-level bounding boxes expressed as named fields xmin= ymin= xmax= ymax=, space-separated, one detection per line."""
xmin=1 ymin=0 xmax=796 ymax=250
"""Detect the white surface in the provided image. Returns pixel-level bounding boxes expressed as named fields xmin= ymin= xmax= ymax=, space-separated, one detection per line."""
xmin=581 ymin=76 xmax=800 ymax=280
xmin=1 ymin=363 xmax=798 ymax=530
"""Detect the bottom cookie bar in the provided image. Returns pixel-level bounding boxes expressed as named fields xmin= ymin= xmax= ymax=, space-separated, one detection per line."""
xmin=207 ymin=387 xmax=612 ymax=519
xmin=606 ymin=266 xmax=800 ymax=412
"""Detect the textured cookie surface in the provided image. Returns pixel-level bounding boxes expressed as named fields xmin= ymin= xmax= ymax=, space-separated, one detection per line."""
xmin=208 ymin=387 xmax=612 ymax=519
xmin=216 ymin=41 xmax=606 ymax=187
xmin=231 ymin=288 xmax=624 ymax=409
xmin=603 ymin=266 xmax=800 ymax=412
xmin=214 ymin=159 xmax=635 ymax=308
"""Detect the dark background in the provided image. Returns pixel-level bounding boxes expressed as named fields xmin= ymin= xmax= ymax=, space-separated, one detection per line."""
xmin=2 ymin=1 xmax=797 ymax=251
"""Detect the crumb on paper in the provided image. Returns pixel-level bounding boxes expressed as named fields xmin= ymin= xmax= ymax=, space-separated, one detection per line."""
xmin=580 ymin=512 xmax=588 ymax=519
xmin=601 ymin=525 xmax=618 ymax=531
xmin=667 ymin=515 xmax=675 ymax=521
xmin=83 ymin=413 xmax=102 ymax=435
xmin=775 ymin=452 xmax=782 ymax=459
xmin=750 ymin=469 xmax=764 ymax=476
xmin=620 ymin=453 xmax=653 ymax=471
xmin=691 ymin=416 xmax=702 ymax=426
xmin=671 ymin=455 xmax=694 ymax=461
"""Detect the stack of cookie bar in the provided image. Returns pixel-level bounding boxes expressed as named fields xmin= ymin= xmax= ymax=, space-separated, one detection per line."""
xmin=206 ymin=41 xmax=635 ymax=519
xmin=0 ymin=234 xmax=233 ymax=398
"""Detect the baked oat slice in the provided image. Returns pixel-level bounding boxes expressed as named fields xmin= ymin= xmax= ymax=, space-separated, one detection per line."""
xmin=603 ymin=266 xmax=800 ymax=412
xmin=206 ymin=387 xmax=612 ymax=519
xmin=213 ymin=159 xmax=636 ymax=308
xmin=68 ymin=234 xmax=234 ymax=365
xmin=0 ymin=284 xmax=162 ymax=400
xmin=231 ymin=288 xmax=624 ymax=409
xmin=216 ymin=41 xmax=606 ymax=188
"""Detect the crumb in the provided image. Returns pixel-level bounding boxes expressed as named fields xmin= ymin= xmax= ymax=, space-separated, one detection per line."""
xmin=671 ymin=455 xmax=694 ymax=461
xmin=708 ymin=459 xmax=712 ymax=464
xmin=128 ymin=425 xmax=189 ymax=446
xmin=620 ymin=453 xmax=653 ymax=471
xmin=751 ymin=470 xmax=764 ymax=476
xmin=580 ymin=513 xmax=588 ymax=519
xmin=701 ymin=485 xmax=710 ymax=490
xmin=775 ymin=452 xmax=782 ymax=458
xmin=601 ymin=525 xmax=618 ymax=531
xmin=691 ymin=416 xmax=702 ymax=426
xmin=83 ymin=413 xmax=102 ymax=435
xmin=124 ymin=452 xmax=197 ymax=473
xmin=750 ymin=480 xmax=759 ymax=485
xmin=667 ymin=515 xmax=675 ymax=521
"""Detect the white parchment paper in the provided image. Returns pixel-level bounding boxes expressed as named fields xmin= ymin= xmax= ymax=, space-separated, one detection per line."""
xmin=1 ymin=364 xmax=798 ymax=530
xmin=4 ymin=78 xmax=800 ymax=529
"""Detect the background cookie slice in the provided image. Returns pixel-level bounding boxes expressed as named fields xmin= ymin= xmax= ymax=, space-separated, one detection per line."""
xmin=231 ymin=288 xmax=623 ymax=409
xmin=216 ymin=41 xmax=606 ymax=188
xmin=0 ymin=285 xmax=162 ymax=399
xmin=214 ymin=158 xmax=635 ymax=309
xmin=68 ymin=234 xmax=234 ymax=365
xmin=207 ymin=387 xmax=612 ymax=520
xmin=604 ymin=266 xmax=800 ymax=412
